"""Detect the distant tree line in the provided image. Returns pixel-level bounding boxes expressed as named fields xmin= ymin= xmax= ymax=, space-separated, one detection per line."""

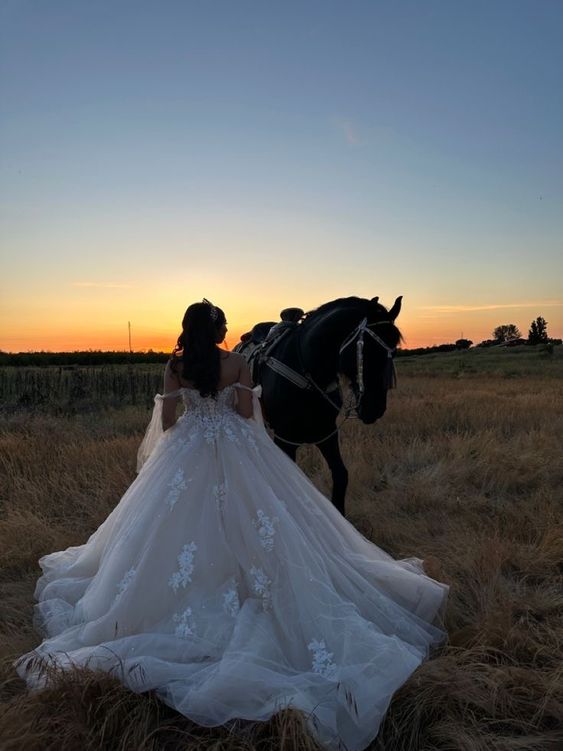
xmin=0 ymin=350 xmax=171 ymax=367
xmin=477 ymin=317 xmax=561 ymax=348
xmin=397 ymin=316 xmax=561 ymax=356
xmin=1 ymin=317 xmax=560 ymax=365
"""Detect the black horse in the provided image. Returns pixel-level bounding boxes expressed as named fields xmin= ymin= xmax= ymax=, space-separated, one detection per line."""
xmin=238 ymin=295 xmax=402 ymax=516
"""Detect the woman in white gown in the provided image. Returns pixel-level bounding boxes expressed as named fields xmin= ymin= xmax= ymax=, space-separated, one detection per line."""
xmin=16 ymin=300 xmax=448 ymax=751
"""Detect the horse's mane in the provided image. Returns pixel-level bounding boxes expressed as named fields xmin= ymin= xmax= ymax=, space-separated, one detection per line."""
xmin=304 ymin=296 xmax=388 ymax=323
xmin=302 ymin=296 xmax=402 ymax=343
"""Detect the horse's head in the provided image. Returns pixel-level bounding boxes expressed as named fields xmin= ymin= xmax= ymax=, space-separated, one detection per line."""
xmin=338 ymin=295 xmax=402 ymax=424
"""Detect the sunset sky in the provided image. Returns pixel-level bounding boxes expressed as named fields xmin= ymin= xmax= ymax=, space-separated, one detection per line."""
xmin=1 ymin=0 xmax=562 ymax=352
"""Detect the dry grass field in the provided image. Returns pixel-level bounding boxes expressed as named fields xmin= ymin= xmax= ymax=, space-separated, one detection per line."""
xmin=1 ymin=354 xmax=562 ymax=750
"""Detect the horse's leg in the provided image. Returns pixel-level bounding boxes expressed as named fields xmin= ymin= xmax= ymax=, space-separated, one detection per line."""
xmin=317 ymin=434 xmax=348 ymax=517
xmin=274 ymin=437 xmax=298 ymax=462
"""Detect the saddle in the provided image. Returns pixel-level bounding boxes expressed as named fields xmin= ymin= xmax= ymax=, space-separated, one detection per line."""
xmin=250 ymin=321 xmax=277 ymax=345
xmin=235 ymin=308 xmax=305 ymax=383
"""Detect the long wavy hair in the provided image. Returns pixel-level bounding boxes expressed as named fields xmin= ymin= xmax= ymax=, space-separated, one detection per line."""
xmin=170 ymin=302 xmax=226 ymax=397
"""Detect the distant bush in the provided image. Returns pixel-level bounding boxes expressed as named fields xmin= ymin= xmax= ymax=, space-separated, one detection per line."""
xmin=396 ymin=344 xmax=457 ymax=357
xmin=493 ymin=324 xmax=522 ymax=343
xmin=476 ymin=338 xmax=527 ymax=348
xmin=455 ymin=339 xmax=473 ymax=350
xmin=528 ymin=316 xmax=549 ymax=345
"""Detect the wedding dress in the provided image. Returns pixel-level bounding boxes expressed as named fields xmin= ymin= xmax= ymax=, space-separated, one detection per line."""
xmin=16 ymin=383 xmax=448 ymax=751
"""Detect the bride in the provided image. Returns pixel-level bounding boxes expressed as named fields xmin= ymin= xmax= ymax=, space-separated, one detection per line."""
xmin=16 ymin=299 xmax=448 ymax=751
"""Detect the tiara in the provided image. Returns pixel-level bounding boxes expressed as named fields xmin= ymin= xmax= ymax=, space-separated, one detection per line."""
xmin=202 ymin=297 xmax=218 ymax=321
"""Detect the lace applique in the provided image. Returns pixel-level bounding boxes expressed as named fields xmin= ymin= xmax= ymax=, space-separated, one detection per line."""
xmin=167 ymin=426 xmax=196 ymax=451
xmin=223 ymin=584 xmax=240 ymax=617
xmin=202 ymin=416 xmax=221 ymax=443
xmin=166 ymin=469 xmax=187 ymax=510
xmin=240 ymin=422 xmax=258 ymax=451
xmin=223 ymin=421 xmax=237 ymax=443
xmin=213 ymin=483 xmax=227 ymax=514
xmin=173 ymin=606 xmax=196 ymax=637
xmin=115 ymin=567 xmax=136 ymax=599
xmin=169 ymin=542 xmax=198 ymax=592
xmin=252 ymin=510 xmax=278 ymax=552
xmin=201 ymin=415 xmax=240 ymax=443
xmin=250 ymin=566 xmax=272 ymax=612
xmin=308 ymin=639 xmax=337 ymax=679
xmin=174 ymin=385 xmax=261 ymax=450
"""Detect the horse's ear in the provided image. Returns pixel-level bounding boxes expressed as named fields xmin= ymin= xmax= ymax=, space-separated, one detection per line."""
xmin=388 ymin=295 xmax=403 ymax=321
xmin=371 ymin=296 xmax=379 ymax=304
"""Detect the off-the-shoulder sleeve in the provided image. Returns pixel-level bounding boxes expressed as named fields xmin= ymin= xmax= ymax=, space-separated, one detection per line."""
xmin=234 ymin=383 xmax=265 ymax=429
xmin=136 ymin=389 xmax=183 ymax=473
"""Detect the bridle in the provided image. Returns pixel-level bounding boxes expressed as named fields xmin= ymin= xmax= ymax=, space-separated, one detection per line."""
xmin=339 ymin=317 xmax=397 ymax=408
xmin=266 ymin=315 xmax=397 ymax=446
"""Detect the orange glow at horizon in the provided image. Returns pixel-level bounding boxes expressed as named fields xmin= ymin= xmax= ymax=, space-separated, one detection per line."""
xmin=2 ymin=276 xmax=562 ymax=354
xmin=0 ymin=326 xmax=253 ymax=352
xmin=3 ymin=309 xmax=562 ymax=353
xmin=0 ymin=328 xmax=250 ymax=354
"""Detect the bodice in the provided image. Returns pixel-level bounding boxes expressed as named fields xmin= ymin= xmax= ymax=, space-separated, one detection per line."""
xmin=137 ymin=383 xmax=262 ymax=473
xmin=180 ymin=384 xmax=238 ymax=419
xmin=175 ymin=384 xmax=258 ymax=447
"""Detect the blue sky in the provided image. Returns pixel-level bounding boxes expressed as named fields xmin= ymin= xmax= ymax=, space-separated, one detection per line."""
xmin=1 ymin=0 xmax=562 ymax=350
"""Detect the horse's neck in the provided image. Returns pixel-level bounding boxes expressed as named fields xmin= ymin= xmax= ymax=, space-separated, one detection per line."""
xmin=301 ymin=308 xmax=363 ymax=376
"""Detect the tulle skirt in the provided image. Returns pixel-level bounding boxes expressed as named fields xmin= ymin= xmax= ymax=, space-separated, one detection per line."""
xmin=16 ymin=404 xmax=447 ymax=750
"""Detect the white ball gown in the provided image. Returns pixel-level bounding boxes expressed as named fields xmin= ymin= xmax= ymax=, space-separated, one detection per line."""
xmin=16 ymin=383 xmax=448 ymax=751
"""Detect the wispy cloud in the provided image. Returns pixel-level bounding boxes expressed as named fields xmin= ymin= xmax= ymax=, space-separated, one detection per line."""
xmin=334 ymin=118 xmax=363 ymax=146
xmin=72 ymin=282 xmax=134 ymax=289
xmin=419 ymin=301 xmax=563 ymax=313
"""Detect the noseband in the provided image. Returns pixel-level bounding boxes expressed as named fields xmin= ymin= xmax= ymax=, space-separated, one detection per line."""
xmin=339 ymin=318 xmax=397 ymax=405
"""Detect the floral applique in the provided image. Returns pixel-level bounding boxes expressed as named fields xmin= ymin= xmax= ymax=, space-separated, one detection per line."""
xmin=252 ymin=510 xmax=278 ymax=552
xmin=115 ymin=567 xmax=136 ymax=599
xmin=250 ymin=566 xmax=272 ymax=612
xmin=201 ymin=414 xmax=240 ymax=443
xmin=223 ymin=584 xmax=240 ymax=617
xmin=223 ymin=420 xmax=237 ymax=442
xmin=173 ymin=606 xmax=196 ymax=637
xmin=166 ymin=468 xmax=187 ymax=510
xmin=308 ymin=639 xmax=337 ymax=679
xmin=239 ymin=422 xmax=258 ymax=451
xmin=181 ymin=431 xmax=196 ymax=449
xmin=202 ymin=415 xmax=220 ymax=443
xmin=169 ymin=542 xmax=198 ymax=592
xmin=213 ymin=483 xmax=227 ymax=514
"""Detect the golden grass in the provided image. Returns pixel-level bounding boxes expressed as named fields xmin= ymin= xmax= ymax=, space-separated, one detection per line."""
xmin=1 ymin=375 xmax=562 ymax=750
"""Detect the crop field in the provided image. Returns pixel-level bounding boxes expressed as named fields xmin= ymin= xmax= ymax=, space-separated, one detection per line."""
xmin=0 ymin=348 xmax=562 ymax=750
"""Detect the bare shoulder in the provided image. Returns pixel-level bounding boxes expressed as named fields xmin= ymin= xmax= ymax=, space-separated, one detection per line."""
xmin=164 ymin=356 xmax=182 ymax=387
xmin=218 ymin=351 xmax=249 ymax=385
xmin=229 ymin=351 xmax=250 ymax=372
xmin=222 ymin=351 xmax=244 ymax=364
xmin=165 ymin=356 xmax=180 ymax=374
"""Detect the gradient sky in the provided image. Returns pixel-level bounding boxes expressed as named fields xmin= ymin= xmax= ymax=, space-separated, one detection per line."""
xmin=1 ymin=0 xmax=562 ymax=352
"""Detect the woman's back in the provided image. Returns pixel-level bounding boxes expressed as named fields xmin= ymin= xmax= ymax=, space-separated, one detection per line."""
xmin=164 ymin=351 xmax=253 ymax=425
xmin=171 ymin=351 xmax=247 ymax=392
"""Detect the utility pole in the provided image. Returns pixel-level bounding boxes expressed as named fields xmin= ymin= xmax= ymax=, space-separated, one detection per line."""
xmin=128 ymin=321 xmax=132 ymax=353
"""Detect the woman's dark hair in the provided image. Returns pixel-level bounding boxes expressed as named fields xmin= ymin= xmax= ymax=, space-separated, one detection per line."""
xmin=170 ymin=302 xmax=226 ymax=397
